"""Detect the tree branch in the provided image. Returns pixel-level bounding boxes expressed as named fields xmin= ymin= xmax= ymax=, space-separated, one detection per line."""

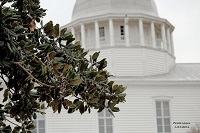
xmin=5 ymin=118 xmax=20 ymax=127
xmin=14 ymin=62 xmax=55 ymax=88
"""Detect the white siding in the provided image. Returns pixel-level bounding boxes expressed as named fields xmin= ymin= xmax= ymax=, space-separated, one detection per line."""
xmin=46 ymin=110 xmax=98 ymax=133
xmin=167 ymin=54 xmax=175 ymax=71
xmin=89 ymin=48 xmax=175 ymax=77
xmin=145 ymin=49 xmax=167 ymax=76
xmin=114 ymin=83 xmax=200 ymax=133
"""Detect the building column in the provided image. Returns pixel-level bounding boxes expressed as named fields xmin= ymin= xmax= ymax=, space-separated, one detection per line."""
xmin=125 ymin=17 xmax=130 ymax=47
xmin=71 ymin=27 xmax=75 ymax=43
xmin=95 ymin=21 xmax=100 ymax=49
xmin=81 ymin=24 xmax=86 ymax=48
xmin=109 ymin=18 xmax=114 ymax=47
xmin=139 ymin=19 xmax=145 ymax=46
xmin=170 ymin=32 xmax=175 ymax=55
xmin=151 ymin=21 xmax=156 ymax=48
xmin=167 ymin=28 xmax=171 ymax=53
xmin=161 ymin=24 xmax=167 ymax=51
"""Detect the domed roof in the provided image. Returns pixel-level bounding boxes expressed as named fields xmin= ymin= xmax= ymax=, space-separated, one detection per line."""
xmin=72 ymin=0 xmax=159 ymax=21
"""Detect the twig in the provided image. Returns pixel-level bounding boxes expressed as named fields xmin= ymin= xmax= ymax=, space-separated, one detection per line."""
xmin=6 ymin=118 xmax=20 ymax=127
xmin=14 ymin=62 xmax=55 ymax=88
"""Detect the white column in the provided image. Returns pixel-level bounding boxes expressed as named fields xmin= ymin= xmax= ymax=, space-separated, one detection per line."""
xmin=139 ymin=19 xmax=145 ymax=46
xmin=81 ymin=24 xmax=86 ymax=48
xmin=151 ymin=22 xmax=156 ymax=48
xmin=109 ymin=18 xmax=114 ymax=47
xmin=125 ymin=17 xmax=130 ymax=47
xmin=95 ymin=21 xmax=100 ymax=49
xmin=161 ymin=24 xmax=167 ymax=51
xmin=170 ymin=32 xmax=175 ymax=55
xmin=167 ymin=28 xmax=171 ymax=53
xmin=71 ymin=27 xmax=75 ymax=43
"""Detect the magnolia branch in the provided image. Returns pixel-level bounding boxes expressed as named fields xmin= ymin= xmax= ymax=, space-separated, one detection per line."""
xmin=14 ymin=62 xmax=55 ymax=88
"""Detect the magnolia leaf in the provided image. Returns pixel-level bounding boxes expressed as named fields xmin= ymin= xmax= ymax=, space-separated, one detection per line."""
xmin=79 ymin=102 xmax=85 ymax=115
xmin=18 ymin=40 xmax=26 ymax=47
xmin=53 ymin=57 xmax=64 ymax=63
xmin=64 ymin=99 xmax=76 ymax=108
xmin=115 ymin=85 xmax=126 ymax=94
xmin=3 ymin=89 xmax=8 ymax=102
xmin=49 ymin=51 xmax=56 ymax=61
xmin=111 ymin=107 xmax=120 ymax=112
xmin=62 ymin=64 xmax=72 ymax=73
xmin=40 ymin=104 xmax=45 ymax=109
xmin=112 ymin=85 xmax=119 ymax=92
xmin=44 ymin=21 xmax=53 ymax=34
xmin=92 ymin=51 xmax=100 ymax=62
xmin=108 ymin=108 xmax=115 ymax=117
xmin=70 ymin=78 xmax=82 ymax=86
xmin=25 ymin=44 xmax=37 ymax=51
xmin=37 ymin=43 xmax=50 ymax=50
xmin=89 ymin=98 xmax=99 ymax=103
xmin=95 ymin=76 xmax=106 ymax=82
xmin=54 ymin=24 xmax=59 ymax=37
xmin=60 ymin=28 xmax=67 ymax=36
xmin=53 ymin=62 xmax=62 ymax=70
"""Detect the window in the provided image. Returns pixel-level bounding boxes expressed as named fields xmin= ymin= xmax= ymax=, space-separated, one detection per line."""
xmin=156 ymin=100 xmax=171 ymax=133
xmin=32 ymin=113 xmax=46 ymax=133
xmin=120 ymin=26 xmax=125 ymax=40
xmin=99 ymin=27 xmax=105 ymax=41
xmin=98 ymin=109 xmax=113 ymax=133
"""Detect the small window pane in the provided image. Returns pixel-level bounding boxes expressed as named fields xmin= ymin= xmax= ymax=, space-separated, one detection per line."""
xmin=39 ymin=129 xmax=45 ymax=133
xmin=38 ymin=120 xmax=45 ymax=128
xmin=99 ymin=126 xmax=105 ymax=133
xmin=164 ymin=118 xmax=170 ymax=126
xmin=99 ymin=119 xmax=104 ymax=126
xmin=157 ymin=126 xmax=163 ymax=132
xmin=163 ymin=101 xmax=169 ymax=108
xmin=106 ymin=119 xmax=112 ymax=126
xmin=156 ymin=101 xmax=161 ymax=108
xmin=32 ymin=129 xmax=37 ymax=133
xmin=156 ymin=109 xmax=162 ymax=116
xmin=165 ymin=126 xmax=171 ymax=132
xmin=164 ymin=109 xmax=170 ymax=116
xmin=157 ymin=118 xmax=162 ymax=126
xmin=106 ymin=126 xmax=113 ymax=133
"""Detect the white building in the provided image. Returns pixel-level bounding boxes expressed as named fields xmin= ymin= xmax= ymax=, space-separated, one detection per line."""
xmin=1 ymin=0 xmax=200 ymax=133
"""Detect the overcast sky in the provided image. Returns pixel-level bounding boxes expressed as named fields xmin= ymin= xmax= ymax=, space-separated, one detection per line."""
xmin=40 ymin=0 xmax=200 ymax=63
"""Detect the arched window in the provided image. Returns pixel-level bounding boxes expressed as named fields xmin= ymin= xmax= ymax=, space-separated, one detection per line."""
xmin=98 ymin=109 xmax=113 ymax=133
xmin=32 ymin=113 xmax=46 ymax=133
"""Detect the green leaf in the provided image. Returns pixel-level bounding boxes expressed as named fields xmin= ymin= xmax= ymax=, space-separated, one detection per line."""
xmin=54 ymin=24 xmax=59 ymax=37
xmin=60 ymin=28 xmax=67 ymax=36
xmin=92 ymin=51 xmax=100 ymax=62
xmin=89 ymin=98 xmax=99 ymax=103
xmin=44 ymin=21 xmax=53 ymax=34
xmin=79 ymin=102 xmax=85 ymax=114
xmin=62 ymin=64 xmax=72 ymax=73
xmin=15 ymin=25 xmax=25 ymax=33
xmin=112 ymin=85 xmax=118 ymax=92
xmin=25 ymin=43 xmax=37 ymax=51
xmin=49 ymin=51 xmax=56 ymax=61
xmin=95 ymin=76 xmax=106 ymax=82
xmin=64 ymin=99 xmax=76 ymax=108
xmin=37 ymin=43 xmax=50 ymax=50
xmin=115 ymin=85 xmax=126 ymax=94
xmin=70 ymin=78 xmax=82 ymax=86
xmin=111 ymin=107 xmax=120 ymax=112
xmin=3 ymin=89 xmax=8 ymax=102
xmin=53 ymin=62 xmax=62 ymax=70
xmin=53 ymin=57 xmax=64 ymax=63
